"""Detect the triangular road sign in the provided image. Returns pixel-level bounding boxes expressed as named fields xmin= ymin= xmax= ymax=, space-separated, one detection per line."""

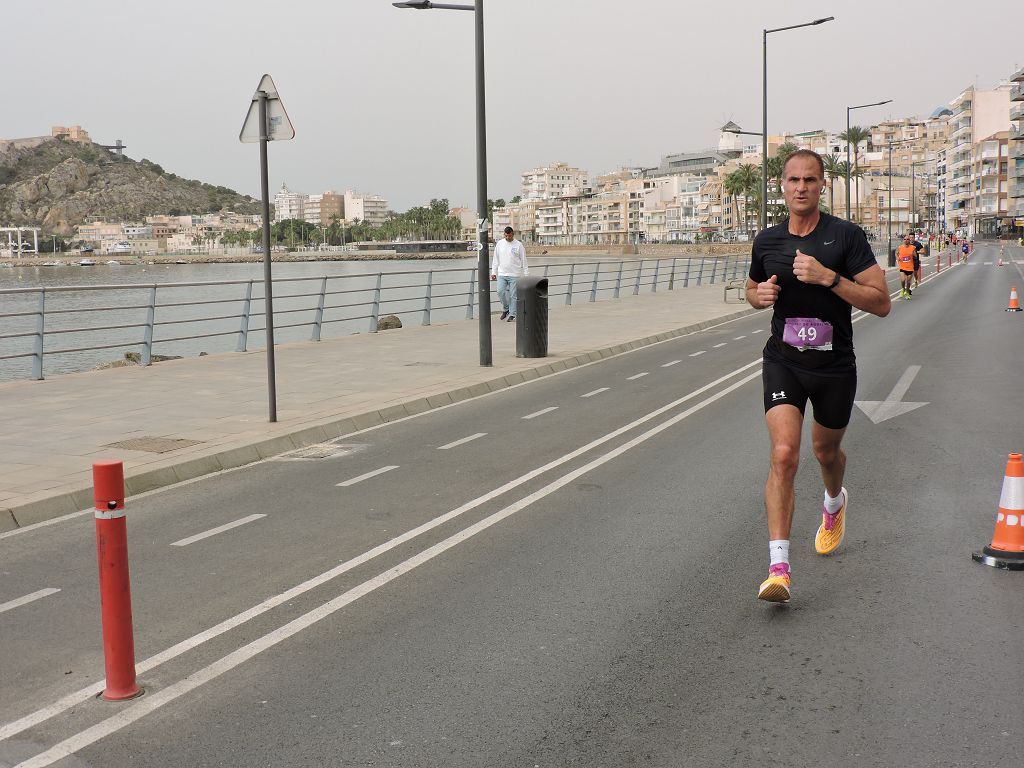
xmin=239 ymin=74 xmax=295 ymax=143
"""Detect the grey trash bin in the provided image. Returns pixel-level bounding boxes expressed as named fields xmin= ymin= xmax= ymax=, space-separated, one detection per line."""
xmin=515 ymin=276 xmax=548 ymax=358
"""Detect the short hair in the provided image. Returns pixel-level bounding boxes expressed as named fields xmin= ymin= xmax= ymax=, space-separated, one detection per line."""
xmin=503 ymin=226 xmax=514 ymax=234
xmin=782 ymin=149 xmax=825 ymax=181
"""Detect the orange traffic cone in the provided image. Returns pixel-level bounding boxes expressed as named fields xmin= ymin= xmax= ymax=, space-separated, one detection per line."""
xmin=973 ymin=453 xmax=1024 ymax=570
xmin=1007 ymin=286 xmax=1022 ymax=312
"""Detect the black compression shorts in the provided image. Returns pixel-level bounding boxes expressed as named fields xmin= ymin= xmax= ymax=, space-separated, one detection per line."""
xmin=762 ymin=358 xmax=857 ymax=430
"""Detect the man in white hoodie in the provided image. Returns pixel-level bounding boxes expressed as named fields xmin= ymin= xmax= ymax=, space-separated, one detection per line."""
xmin=490 ymin=226 xmax=529 ymax=322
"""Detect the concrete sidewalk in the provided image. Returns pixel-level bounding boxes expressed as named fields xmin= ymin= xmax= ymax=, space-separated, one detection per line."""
xmin=0 ymin=282 xmax=760 ymax=531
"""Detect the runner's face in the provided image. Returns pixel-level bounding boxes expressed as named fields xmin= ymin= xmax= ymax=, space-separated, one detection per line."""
xmin=782 ymin=156 xmax=823 ymax=217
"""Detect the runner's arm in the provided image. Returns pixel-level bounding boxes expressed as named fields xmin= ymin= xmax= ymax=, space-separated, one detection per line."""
xmin=830 ymin=264 xmax=891 ymax=317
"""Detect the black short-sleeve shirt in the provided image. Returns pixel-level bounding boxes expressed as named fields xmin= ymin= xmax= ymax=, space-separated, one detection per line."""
xmin=749 ymin=213 xmax=878 ymax=373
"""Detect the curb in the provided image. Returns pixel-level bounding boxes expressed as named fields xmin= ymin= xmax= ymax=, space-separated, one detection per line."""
xmin=1 ymin=306 xmax=760 ymax=532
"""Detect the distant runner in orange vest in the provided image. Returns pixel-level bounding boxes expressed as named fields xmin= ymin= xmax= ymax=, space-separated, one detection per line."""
xmin=896 ymin=234 xmax=916 ymax=299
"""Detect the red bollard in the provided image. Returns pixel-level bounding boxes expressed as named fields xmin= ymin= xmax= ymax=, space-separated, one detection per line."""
xmin=936 ymin=254 xmax=941 ymax=273
xmin=93 ymin=461 xmax=142 ymax=701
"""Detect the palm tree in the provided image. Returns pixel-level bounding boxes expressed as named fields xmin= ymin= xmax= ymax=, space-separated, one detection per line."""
xmin=849 ymin=164 xmax=866 ymax=223
xmin=839 ymin=125 xmax=871 ymax=221
xmin=732 ymin=164 xmax=759 ymax=236
xmin=822 ymin=154 xmax=843 ymax=215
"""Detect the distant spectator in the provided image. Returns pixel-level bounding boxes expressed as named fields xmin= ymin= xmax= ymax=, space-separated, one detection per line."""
xmin=490 ymin=226 xmax=528 ymax=322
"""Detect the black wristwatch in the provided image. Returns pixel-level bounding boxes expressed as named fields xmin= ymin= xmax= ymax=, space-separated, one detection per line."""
xmin=829 ymin=272 xmax=841 ymax=289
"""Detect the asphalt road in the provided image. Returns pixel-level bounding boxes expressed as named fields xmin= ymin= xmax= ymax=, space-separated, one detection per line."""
xmin=1 ymin=243 xmax=1022 ymax=767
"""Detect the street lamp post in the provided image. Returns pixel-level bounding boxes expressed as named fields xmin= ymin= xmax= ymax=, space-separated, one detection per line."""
xmin=394 ymin=0 xmax=492 ymax=366
xmin=845 ymin=99 xmax=891 ymax=221
xmin=762 ymin=16 xmax=834 ymax=230
xmin=886 ymin=137 xmax=914 ymax=267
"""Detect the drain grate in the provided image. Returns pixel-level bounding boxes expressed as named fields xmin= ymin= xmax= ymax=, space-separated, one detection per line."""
xmin=277 ymin=442 xmax=368 ymax=461
xmin=103 ymin=436 xmax=204 ymax=453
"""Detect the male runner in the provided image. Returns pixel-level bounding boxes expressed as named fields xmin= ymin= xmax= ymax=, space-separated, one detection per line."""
xmin=746 ymin=149 xmax=891 ymax=602
xmin=896 ymin=234 xmax=917 ymax=298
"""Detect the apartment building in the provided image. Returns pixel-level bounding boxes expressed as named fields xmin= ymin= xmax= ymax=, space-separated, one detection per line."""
xmin=321 ymin=192 xmax=345 ymax=225
xmin=1010 ymin=67 xmax=1024 ymax=220
xmin=343 ymin=190 xmax=389 ymax=226
xmin=274 ymin=183 xmax=306 ymax=222
xmin=945 ymin=85 xmax=1011 ymax=235
xmin=971 ymin=132 xmax=1009 ymax=236
xmin=521 ymin=162 xmax=588 ymax=201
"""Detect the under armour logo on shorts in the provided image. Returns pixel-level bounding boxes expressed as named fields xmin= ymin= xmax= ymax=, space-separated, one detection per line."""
xmin=772 ymin=391 xmax=786 ymax=401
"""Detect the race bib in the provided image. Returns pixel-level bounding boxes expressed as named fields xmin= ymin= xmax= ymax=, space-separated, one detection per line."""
xmin=782 ymin=317 xmax=833 ymax=351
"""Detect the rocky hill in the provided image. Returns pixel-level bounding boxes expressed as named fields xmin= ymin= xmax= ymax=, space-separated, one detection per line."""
xmin=0 ymin=137 xmax=260 ymax=236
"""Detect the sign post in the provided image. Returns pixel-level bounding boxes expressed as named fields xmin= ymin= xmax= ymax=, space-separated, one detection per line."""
xmin=240 ymin=74 xmax=294 ymax=422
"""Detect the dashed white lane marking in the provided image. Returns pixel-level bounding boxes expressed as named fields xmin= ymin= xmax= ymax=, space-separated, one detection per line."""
xmin=661 ymin=360 xmax=681 ymax=367
xmin=0 ymin=588 xmax=60 ymax=616
xmin=627 ymin=372 xmax=649 ymax=380
xmin=523 ymin=407 xmax=558 ymax=420
xmin=689 ymin=351 xmax=706 ymax=357
xmin=752 ymin=329 xmax=764 ymax=334
xmin=580 ymin=388 xmax=609 ymax=398
xmin=336 ymin=466 xmax=399 ymax=487
xmin=438 ymin=433 xmax=487 ymax=450
xmin=171 ymin=515 xmax=266 ymax=547
xmin=712 ymin=343 xmax=728 ymax=348
xmin=983 ymin=261 xmax=992 ymax=265
xmin=733 ymin=335 xmax=746 ymax=340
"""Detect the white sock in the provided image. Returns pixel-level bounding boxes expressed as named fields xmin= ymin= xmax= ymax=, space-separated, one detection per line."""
xmin=824 ymin=489 xmax=844 ymax=514
xmin=769 ymin=539 xmax=790 ymax=569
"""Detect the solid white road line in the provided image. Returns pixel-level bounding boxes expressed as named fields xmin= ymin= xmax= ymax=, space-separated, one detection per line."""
xmin=170 ymin=515 xmax=266 ymax=548
xmin=523 ymin=407 xmax=558 ymax=420
xmin=712 ymin=343 xmax=727 ymax=348
xmin=336 ymin=466 xmax=399 ymax=487
xmin=689 ymin=351 xmax=706 ymax=357
xmin=580 ymin=388 xmax=609 ymax=398
xmin=437 ymin=433 xmax=487 ymax=450
xmin=627 ymin=372 xmax=649 ymax=380
xmin=0 ymin=358 xmax=764 ymax=745
xmin=9 ymin=369 xmax=763 ymax=768
xmin=0 ymin=588 xmax=60 ymax=616
xmin=661 ymin=360 xmax=681 ymax=367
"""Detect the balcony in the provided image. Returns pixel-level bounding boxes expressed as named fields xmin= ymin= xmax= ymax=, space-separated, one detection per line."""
xmin=1013 ymin=66 xmax=1024 ymax=83
xmin=1012 ymin=103 xmax=1024 ymax=121
xmin=1010 ymin=182 xmax=1024 ymax=198
xmin=1013 ymin=83 xmax=1024 ymax=102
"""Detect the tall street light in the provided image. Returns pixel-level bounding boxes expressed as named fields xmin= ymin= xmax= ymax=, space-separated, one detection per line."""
xmin=394 ymin=0 xmax=492 ymax=366
xmin=762 ymin=16 xmax=834 ymax=231
xmin=885 ymin=137 xmax=914 ymax=266
xmin=845 ymin=99 xmax=891 ymax=221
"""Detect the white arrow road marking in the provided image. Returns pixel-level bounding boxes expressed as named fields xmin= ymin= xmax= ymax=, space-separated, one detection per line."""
xmin=336 ymin=466 xmax=399 ymax=487
xmin=171 ymin=515 xmax=266 ymax=547
xmin=437 ymin=433 xmax=487 ymax=450
xmin=855 ymin=365 xmax=928 ymax=424
xmin=0 ymin=588 xmax=60 ymax=615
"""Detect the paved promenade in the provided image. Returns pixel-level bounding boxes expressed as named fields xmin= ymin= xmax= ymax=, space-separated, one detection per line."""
xmin=0 ymin=281 xmax=761 ymax=531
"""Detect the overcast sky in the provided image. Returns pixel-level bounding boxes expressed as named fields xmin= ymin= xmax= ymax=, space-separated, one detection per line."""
xmin=6 ymin=1 xmax=1021 ymax=212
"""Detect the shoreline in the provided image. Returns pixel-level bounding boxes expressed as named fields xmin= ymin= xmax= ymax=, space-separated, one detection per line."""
xmin=0 ymin=250 xmax=476 ymax=267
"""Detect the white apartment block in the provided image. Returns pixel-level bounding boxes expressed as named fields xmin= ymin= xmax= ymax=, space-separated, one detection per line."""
xmin=274 ymin=183 xmax=306 ymax=222
xmin=945 ymin=85 xmax=1011 ymax=235
xmin=343 ymin=190 xmax=389 ymax=226
xmin=521 ymin=162 xmax=589 ymax=201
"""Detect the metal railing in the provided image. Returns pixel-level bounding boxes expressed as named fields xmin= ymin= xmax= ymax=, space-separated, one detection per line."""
xmin=0 ymin=255 xmax=751 ymax=380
